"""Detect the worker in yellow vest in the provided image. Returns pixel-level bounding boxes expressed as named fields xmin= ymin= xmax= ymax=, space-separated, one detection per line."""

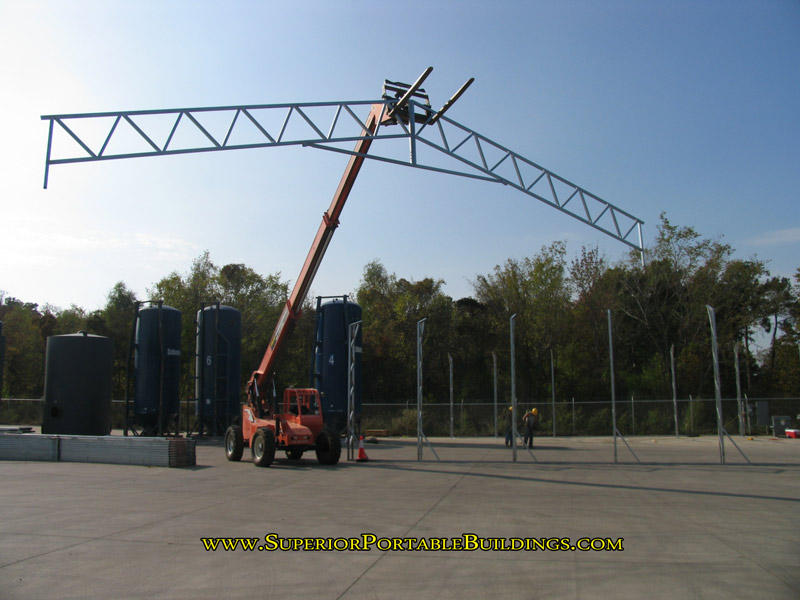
xmin=523 ymin=407 xmax=539 ymax=449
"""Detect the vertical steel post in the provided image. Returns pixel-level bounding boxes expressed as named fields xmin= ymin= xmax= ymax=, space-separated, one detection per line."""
xmin=671 ymin=344 xmax=679 ymax=437
xmin=510 ymin=314 xmax=517 ymax=463
xmin=157 ymin=301 xmax=164 ymax=437
xmin=347 ymin=321 xmax=361 ymax=461
xmin=123 ymin=302 xmax=141 ymax=437
xmin=734 ymin=342 xmax=744 ymax=436
xmin=449 ymin=353 xmax=454 ymax=438
xmin=572 ymin=397 xmax=575 ymax=436
xmin=706 ymin=305 xmax=726 ymax=464
xmin=417 ymin=318 xmax=426 ymax=462
xmin=631 ymin=395 xmax=635 ymax=436
xmin=493 ymin=351 xmax=498 ymax=438
xmin=408 ymin=103 xmax=416 ymax=165
xmin=550 ymin=349 xmax=556 ymax=438
xmin=745 ymin=393 xmax=751 ymax=435
xmin=638 ymin=223 xmax=645 ymax=268
xmin=608 ymin=309 xmax=617 ymax=463
xmin=43 ymin=118 xmax=54 ymax=189
xmin=197 ymin=304 xmax=205 ymax=438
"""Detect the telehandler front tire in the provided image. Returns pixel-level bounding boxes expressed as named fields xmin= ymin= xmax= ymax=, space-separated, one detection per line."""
xmin=252 ymin=428 xmax=276 ymax=467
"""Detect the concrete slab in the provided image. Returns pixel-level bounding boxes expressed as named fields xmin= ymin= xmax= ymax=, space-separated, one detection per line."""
xmin=1 ymin=435 xmax=799 ymax=599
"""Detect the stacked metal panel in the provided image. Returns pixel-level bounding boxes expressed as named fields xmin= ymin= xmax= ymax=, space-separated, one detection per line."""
xmin=0 ymin=434 xmax=59 ymax=461
xmin=0 ymin=434 xmax=196 ymax=467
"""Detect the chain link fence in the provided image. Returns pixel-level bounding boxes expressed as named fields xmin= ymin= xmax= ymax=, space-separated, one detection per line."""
xmin=360 ymin=397 xmax=800 ymax=438
xmin=3 ymin=397 xmax=799 ymax=438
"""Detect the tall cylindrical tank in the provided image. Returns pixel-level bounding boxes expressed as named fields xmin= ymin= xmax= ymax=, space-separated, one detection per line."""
xmin=133 ymin=304 xmax=182 ymax=421
xmin=312 ymin=299 xmax=362 ymax=433
xmin=195 ymin=304 xmax=241 ymax=433
xmin=41 ymin=331 xmax=113 ymax=436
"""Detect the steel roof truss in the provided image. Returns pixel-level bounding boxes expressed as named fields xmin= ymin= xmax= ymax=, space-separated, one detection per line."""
xmin=42 ymin=96 xmax=643 ymax=250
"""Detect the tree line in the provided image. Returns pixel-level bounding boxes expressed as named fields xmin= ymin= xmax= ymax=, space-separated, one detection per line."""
xmin=2 ymin=214 xmax=798 ymax=433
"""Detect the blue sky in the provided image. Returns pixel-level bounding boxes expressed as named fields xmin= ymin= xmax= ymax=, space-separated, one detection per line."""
xmin=1 ymin=0 xmax=798 ymax=315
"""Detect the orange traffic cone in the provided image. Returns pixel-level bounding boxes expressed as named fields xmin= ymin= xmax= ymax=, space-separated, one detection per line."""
xmin=357 ymin=435 xmax=369 ymax=462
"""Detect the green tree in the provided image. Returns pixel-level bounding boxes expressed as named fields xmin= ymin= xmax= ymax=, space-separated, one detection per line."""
xmin=356 ymin=260 xmax=406 ymax=401
xmin=148 ymin=252 xmax=291 ymax=405
xmin=0 ymin=299 xmax=45 ymax=398
xmin=216 ymin=262 xmax=290 ymax=388
xmin=356 ymin=260 xmax=453 ymax=403
xmin=757 ymin=269 xmax=800 ymax=397
xmin=616 ymin=214 xmax=738 ymax=397
xmin=473 ymin=242 xmax=572 ymax=402
xmin=101 ymin=282 xmax=139 ymax=399
xmin=148 ymin=252 xmax=225 ymax=402
xmin=563 ymin=246 xmax=617 ymax=400
xmin=52 ymin=305 xmax=88 ymax=336
xmin=759 ymin=276 xmax=795 ymax=368
xmin=450 ymin=297 xmax=497 ymax=401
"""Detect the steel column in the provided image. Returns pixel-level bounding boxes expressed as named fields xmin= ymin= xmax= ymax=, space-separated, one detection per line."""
xmin=347 ymin=320 xmax=361 ymax=461
xmin=449 ymin=354 xmax=454 ymax=438
xmin=493 ymin=351 xmax=498 ymax=438
xmin=734 ymin=342 xmax=744 ymax=436
xmin=417 ymin=318 xmax=425 ymax=462
xmin=608 ymin=310 xmax=617 ymax=463
xmin=510 ymin=314 xmax=517 ymax=463
xmin=706 ymin=305 xmax=726 ymax=464
xmin=550 ymin=349 xmax=556 ymax=437
xmin=670 ymin=344 xmax=679 ymax=437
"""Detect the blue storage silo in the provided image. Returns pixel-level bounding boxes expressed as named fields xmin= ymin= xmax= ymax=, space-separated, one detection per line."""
xmin=41 ymin=331 xmax=113 ymax=436
xmin=312 ymin=298 xmax=362 ymax=434
xmin=133 ymin=304 xmax=182 ymax=429
xmin=195 ymin=304 xmax=241 ymax=435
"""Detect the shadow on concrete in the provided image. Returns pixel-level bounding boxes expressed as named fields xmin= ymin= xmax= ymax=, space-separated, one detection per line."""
xmin=360 ymin=461 xmax=800 ymax=505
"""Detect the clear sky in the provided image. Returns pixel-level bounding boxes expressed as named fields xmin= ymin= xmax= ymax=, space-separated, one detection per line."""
xmin=1 ymin=0 xmax=798 ymax=313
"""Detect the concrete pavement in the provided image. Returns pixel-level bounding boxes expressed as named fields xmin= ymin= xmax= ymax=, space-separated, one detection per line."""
xmin=1 ymin=434 xmax=799 ymax=599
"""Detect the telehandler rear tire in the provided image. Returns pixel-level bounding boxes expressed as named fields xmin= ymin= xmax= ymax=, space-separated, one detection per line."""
xmin=224 ymin=425 xmax=244 ymax=462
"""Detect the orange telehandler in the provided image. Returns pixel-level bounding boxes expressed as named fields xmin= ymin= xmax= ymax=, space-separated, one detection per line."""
xmin=224 ymin=71 xmax=437 ymax=466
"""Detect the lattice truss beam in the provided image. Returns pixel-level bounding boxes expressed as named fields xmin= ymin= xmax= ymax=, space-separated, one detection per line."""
xmin=42 ymin=98 xmax=644 ymax=250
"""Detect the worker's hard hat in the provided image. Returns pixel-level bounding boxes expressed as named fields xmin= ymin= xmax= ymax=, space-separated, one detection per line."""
xmin=508 ymin=406 xmax=513 ymax=411
xmin=532 ymin=408 xmax=539 ymax=415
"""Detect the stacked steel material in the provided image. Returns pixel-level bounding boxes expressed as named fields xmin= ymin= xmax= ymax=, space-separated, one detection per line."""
xmin=0 ymin=434 xmax=196 ymax=467
xmin=0 ymin=434 xmax=59 ymax=461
